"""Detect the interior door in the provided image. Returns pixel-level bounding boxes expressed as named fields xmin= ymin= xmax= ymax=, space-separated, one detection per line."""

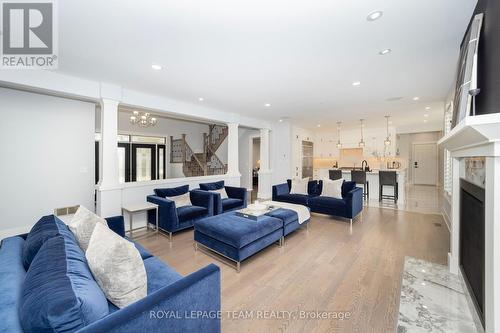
xmin=412 ymin=143 xmax=437 ymax=185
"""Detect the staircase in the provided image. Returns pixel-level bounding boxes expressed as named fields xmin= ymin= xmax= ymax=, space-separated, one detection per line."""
xmin=170 ymin=125 xmax=228 ymax=177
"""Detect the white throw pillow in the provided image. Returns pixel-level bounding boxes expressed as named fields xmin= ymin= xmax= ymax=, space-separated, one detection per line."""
xmin=290 ymin=178 xmax=309 ymax=195
xmin=67 ymin=205 xmax=107 ymax=252
xmin=170 ymin=192 xmax=191 ymax=207
xmin=86 ymin=222 xmax=147 ymax=309
xmin=321 ymin=178 xmax=344 ymax=199
xmin=211 ymin=188 xmax=228 ymax=199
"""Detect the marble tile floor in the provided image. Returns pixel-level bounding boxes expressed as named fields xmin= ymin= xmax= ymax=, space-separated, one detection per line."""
xmin=397 ymin=257 xmax=478 ymax=333
xmin=365 ymin=184 xmax=443 ymax=215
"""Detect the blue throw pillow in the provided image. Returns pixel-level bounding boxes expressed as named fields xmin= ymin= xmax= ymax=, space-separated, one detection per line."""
xmin=154 ymin=184 xmax=189 ymax=198
xmin=342 ymin=181 xmax=355 ymax=197
xmin=199 ymin=180 xmax=224 ymax=191
xmin=22 ymin=215 xmax=73 ymax=270
xmin=19 ymin=235 xmax=109 ymax=333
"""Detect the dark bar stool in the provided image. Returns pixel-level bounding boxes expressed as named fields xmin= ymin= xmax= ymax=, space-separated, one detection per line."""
xmin=329 ymin=169 xmax=342 ymax=180
xmin=351 ymin=170 xmax=369 ymax=200
xmin=379 ymin=171 xmax=398 ymax=203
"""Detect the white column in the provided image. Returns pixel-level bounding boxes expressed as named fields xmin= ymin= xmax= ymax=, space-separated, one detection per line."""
xmin=448 ymin=157 xmax=460 ymax=274
xmin=485 ymin=156 xmax=500 ymax=333
xmin=258 ymin=128 xmax=273 ymax=199
xmin=226 ymin=123 xmax=241 ymax=177
xmin=96 ymin=99 xmax=122 ymax=217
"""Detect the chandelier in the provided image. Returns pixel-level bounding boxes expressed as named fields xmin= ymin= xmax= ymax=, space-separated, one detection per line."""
xmin=336 ymin=121 xmax=342 ymax=149
xmin=130 ymin=111 xmax=157 ymax=127
xmin=358 ymin=119 xmax=365 ymax=148
xmin=384 ymin=115 xmax=391 ymax=146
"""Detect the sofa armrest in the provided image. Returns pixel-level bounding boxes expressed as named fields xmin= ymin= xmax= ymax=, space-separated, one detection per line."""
xmin=105 ymin=216 xmax=125 ymax=237
xmin=344 ymin=187 xmax=363 ymax=219
xmin=190 ymin=190 xmax=214 ymax=216
xmin=147 ymin=195 xmax=179 ymax=231
xmin=77 ymin=264 xmax=221 ymax=333
xmin=272 ymin=183 xmax=290 ymax=200
xmin=224 ymin=186 xmax=247 ymax=203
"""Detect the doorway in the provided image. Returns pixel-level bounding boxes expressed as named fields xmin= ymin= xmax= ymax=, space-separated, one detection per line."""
xmin=250 ymin=137 xmax=260 ymax=203
xmin=412 ymin=142 xmax=438 ymax=185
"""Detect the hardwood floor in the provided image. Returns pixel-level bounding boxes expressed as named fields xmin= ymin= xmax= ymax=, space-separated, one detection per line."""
xmin=137 ymin=206 xmax=449 ymax=333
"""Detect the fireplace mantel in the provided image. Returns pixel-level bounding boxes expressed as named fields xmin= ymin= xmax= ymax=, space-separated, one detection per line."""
xmin=438 ymin=113 xmax=500 ymax=156
xmin=438 ymin=113 xmax=500 ymax=333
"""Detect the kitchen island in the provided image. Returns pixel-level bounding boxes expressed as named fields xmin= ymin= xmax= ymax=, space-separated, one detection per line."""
xmin=313 ymin=168 xmax=406 ymax=203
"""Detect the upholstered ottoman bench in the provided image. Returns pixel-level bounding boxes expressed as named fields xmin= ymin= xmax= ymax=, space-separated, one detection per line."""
xmin=194 ymin=212 xmax=283 ymax=272
xmin=265 ymin=208 xmax=310 ymax=240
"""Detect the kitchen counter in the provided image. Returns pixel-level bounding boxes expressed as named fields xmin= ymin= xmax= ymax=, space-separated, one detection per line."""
xmin=313 ymin=168 xmax=406 ymax=202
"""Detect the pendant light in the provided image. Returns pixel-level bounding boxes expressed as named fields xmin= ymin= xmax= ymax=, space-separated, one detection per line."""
xmin=384 ymin=115 xmax=391 ymax=146
xmin=358 ymin=119 xmax=365 ymax=147
xmin=336 ymin=121 xmax=342 ymax=149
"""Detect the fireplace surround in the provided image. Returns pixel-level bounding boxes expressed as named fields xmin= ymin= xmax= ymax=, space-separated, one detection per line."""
xmin=438 ymin=113 xmax=500 ymax=333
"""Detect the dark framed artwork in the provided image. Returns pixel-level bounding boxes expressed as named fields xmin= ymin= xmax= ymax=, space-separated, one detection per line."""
xmin=451 ymin=13 xmax=484 ymax=128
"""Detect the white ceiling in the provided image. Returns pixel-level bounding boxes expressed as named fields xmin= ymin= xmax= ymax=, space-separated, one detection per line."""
xmin=57 ymin=0 xmax=476 ymax=132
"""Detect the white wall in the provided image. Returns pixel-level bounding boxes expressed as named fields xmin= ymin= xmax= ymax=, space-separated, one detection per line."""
xmin=270 ymin=122 xmax=292 ymax=184
xmin=396 ymin=131 xmax=443 ymax=185
xmin=238 ymin=128 xmax=260 ymax=189
xmin=0 ymin=88 xmax=95 ymax=238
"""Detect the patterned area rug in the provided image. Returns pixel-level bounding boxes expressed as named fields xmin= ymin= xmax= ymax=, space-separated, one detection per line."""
xmin=397 ymin=257 xmax=478 ymax=333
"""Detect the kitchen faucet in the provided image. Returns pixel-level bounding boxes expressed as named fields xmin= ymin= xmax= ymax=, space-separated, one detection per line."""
xmin=361 ymin=160 xmax=369 ymax=172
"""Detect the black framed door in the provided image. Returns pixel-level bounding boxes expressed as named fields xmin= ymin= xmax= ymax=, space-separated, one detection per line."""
xmin=131 ymin=143 xmax=156 ymax=182
xmin=118 ymin=143 xmax=131 ymax=183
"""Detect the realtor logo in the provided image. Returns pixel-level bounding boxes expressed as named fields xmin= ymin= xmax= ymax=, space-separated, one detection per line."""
xmin=1 ymin=0 xmax=58 ymax=68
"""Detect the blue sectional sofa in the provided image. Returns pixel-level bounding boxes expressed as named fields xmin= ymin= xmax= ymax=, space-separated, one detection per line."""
xmin=0 ymin=215 xmax=221 ymax=333
xmin=272 ymin=179 xmax=363 ymax=225
xmin=196 ymin=180 xmax=247 ymax=215
xmin=147 ymin=185 xmax=214 ymax=240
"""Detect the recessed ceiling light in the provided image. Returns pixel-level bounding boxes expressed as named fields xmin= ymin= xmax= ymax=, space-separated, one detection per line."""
xmin=424 ymin=114 xmax=429 ymax=117
xmin=413 ymin=96 xmax=420 ymax=101
xmin=425 ymin=106 xmax=431 ymax=110
xmin=379 ymin=48 xmax=392 ymax=55
xmin=278 ymin=119 xmax=283 ymax=123
xmin=352 ymin=81 xmax=361 ymax=86
xmin=317 ymin=124 xmax=321 ymax=128
xmin=151 ymin=64 xmax=162 ymax=70
xmin=264 ymin=103 xmax=271 ymax=107
xmin=367 ymin=10 xmax=383 ymax=22
xmin=198 ymin=97 xmax=204 ymax=101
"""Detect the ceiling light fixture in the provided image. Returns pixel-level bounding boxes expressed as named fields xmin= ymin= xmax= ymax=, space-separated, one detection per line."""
xmin=425 ymin=106 xmax=431 ymax=110
xmin=151 ymin=64 xmax=162 ymax=70
xmin=367 ymin=10 xmax=383 ymax=21
xmin=317 ymin=124 xmax=321 ymax=128
xmin=264 ymin=103 xmax=271 ymax=107
xmin=130 ymin=111 xmax=157 ymax=127
xmin=379 ymin=48 xmax=392 ymax=55
xmin=278 ymin=119 xmax=283 ymax=123
xmin=352 ymin=81 xmax=361 ymax=86
xmin=384 ymin=115 xmax=391 ymax=146
xmin=413 ymin=96 xmax=420 ymax=101
xmin=336 ymin=122 xmax=342 ymax=149
xmin=359 ymin=119 xmax=365 ymax=148
xmin=198 ymin=97 xmax=204 ymax=101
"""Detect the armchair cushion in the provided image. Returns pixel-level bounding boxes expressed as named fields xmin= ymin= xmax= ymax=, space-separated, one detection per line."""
xmin=199 ymin=180 xmax=224 ymax=191
xmin=342 ymin=181 xmax=356 ymax=197
xmin=177 ymin=206 xmax=209 ymax=223
xmin=154 ymin=185 xmax=189 ymax=198
xmin=20 ymin=235 xmax=109 ymax=333
xmin=221 ymin=198 xmax=244 ymax=211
